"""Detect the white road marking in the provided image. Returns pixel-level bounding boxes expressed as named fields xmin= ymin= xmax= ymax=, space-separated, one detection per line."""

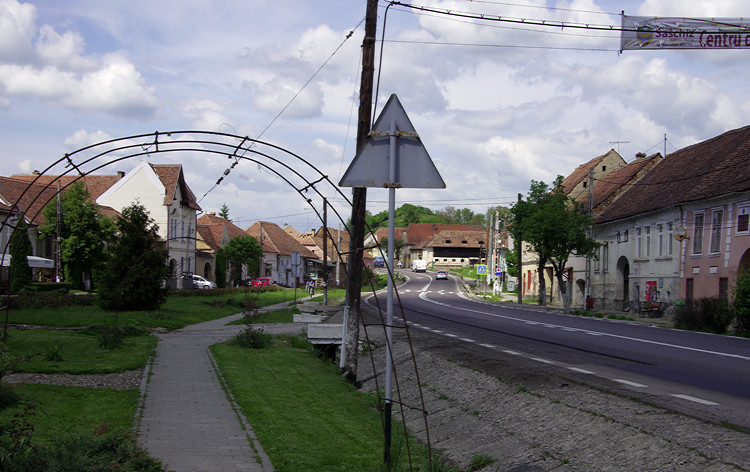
xmin=671 ymin=394 xmax=719 ymax=406
xmin=503 ymin=350 xmax=522 ymax=356
xmin=531 ymin=357 xmax=555 ymax=364
xmin=479 ymin=343 xmax=495 ymax=349
xmin=460 ymin=338 xmax=474 ymax=343
xmin=445 ymin=333 xmax=457 ymax=338
xmin=613 ymin=379 xmax=648 ymax=388
xmin=567 ymin=367 xmax=595 ymax=374
xmin=415 ymin=292 xmax=750 ymax=362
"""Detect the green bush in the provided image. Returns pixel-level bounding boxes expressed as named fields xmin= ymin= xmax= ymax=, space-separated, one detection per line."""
xmin=674 ymin=297 xmax=733 ymax=333
xmin=27 ymin=283 xmax=72 ymax=293
xmin=2 ymin=292 xmax=96 ymax=310
xmin=232 ymin=327 xmax=271 ymax=349
xmin=733 ymin=269 xmax=750 ymax=335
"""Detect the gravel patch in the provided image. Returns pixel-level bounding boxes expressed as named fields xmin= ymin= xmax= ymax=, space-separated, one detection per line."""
xmin=356 ymin=322 xmax=750 ymax=472
xmin=4 ymin=369 xmax=144 ymax=390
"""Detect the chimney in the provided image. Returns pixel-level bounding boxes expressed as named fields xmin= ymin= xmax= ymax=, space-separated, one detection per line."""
xmin=117 ymin=171 xmax=125 ymax=179
xmin=209 ymin=212 xmax=216 ymax=216
xmin=32 ymin=170 xmax=40 ymax=175
xmin=635 ymin=152 xmax=647 ymax=160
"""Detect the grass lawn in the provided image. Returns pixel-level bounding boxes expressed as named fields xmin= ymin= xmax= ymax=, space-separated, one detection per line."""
xmin=0 ymin=384 xmax=139 ymax=445
xmin=4 ymin=287 xmax=304 ymax=330
xmin=212 ymin=338 xmax=399 ymax=472
xmin=5 ymin=329 xmax=157 ymax=374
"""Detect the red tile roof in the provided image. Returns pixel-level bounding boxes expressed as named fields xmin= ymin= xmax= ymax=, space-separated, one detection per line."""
xmin=10 ymin=173 xmax=122 ymax=201
xmin=0 ymin=177 xmax=61 ymax=226
xmin=582 ymin=154 xmax=662 ymax=216
xmin=597 ymin=125 xmax=750 ymax=223
xmin=247 ymin=221 xmax=317 ymax=259
xmin=404 ymin=223 xmax=484 ymax=249
xmin=198 ymin=213 xmax=246 ymax=239
xmin=424 ymin=230 xmax=486 ymax=248
xmin=150 ymin=164 xmax=201 ymax=211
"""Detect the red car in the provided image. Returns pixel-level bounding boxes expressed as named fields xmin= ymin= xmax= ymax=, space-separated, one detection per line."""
xmin=250 ymin=277 xmax=272 ymax=287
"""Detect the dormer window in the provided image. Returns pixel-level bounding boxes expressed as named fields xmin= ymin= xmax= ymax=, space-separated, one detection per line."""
xmin=462 ymin=240 xmax=468 ymax=244
xmin=445 ymin=239 xmax=452 ymax=244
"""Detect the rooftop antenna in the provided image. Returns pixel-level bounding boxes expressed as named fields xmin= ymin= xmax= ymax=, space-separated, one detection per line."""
xmin=608 ymin=140 xmax=630 ymax=153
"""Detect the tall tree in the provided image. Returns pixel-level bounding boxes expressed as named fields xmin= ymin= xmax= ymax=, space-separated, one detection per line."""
xmin=218 ymin=203 xmax=231 ymax=222
xmin=214 ymin=248 xmax=227 ymax=288
xmin=9 ymin=218 xmax=32 ymax=294
xmin=223 ymin=235 xmax=262 ymax=286
xmin=510 ymin=177 xmax=599 ymax=314
xmin=98 ymin=204 xmax=170 ymax=311
xmin=41 ymin=181 xmax=115 ymax=290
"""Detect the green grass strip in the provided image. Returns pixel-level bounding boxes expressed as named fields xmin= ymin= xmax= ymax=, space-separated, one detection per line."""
xmin=5 ymin=329 xmax=157 ymax=374
xmin=211 ymin=339 xmax=387 ymax=472
xmin=0 ymin=384 xmax=139 ymax=445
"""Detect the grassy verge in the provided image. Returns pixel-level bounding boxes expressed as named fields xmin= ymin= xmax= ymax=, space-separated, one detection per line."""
xmin=5 ymin=329 xmax=157 ymax=374
xmin=0 ymin=384 xmax=139 ymax=445
xmin=212 ymin=337 xmax=398 ymax=472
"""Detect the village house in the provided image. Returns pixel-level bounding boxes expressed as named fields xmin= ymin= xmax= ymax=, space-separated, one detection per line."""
xmin=195 ymin=212 xmax=249 ymax=285
xmin=402 ymin=223 xmax=485 ymax=269
xmin=95 ymin=162 xmax=201 ymax=288
xmin=246 ymin=221 xmax=318 ymax=287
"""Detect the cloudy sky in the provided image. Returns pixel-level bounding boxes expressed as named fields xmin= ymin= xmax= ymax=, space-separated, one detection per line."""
xmin=1 ymin=0 xmax=749 ymax=231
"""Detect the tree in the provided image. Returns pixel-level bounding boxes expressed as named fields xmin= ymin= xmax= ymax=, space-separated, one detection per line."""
xmin=41 ymin=182 xmax=115 ymax=290
xmin=9 ymin=218 xmax=32 ymax=294
xmin=510 ymin=176 xmax=599 ymax=314
xmin=98 ymin=204 xmax=170 ymax=311
xmin=215 ymin=248 xmax=227 ymax=288
xmin=218 ymin=203 xmax=231 ymax=222
xmin=223 ymin=235 xmax=262 ymax=286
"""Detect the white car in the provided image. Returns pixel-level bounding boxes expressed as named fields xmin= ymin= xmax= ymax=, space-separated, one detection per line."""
xmin=191 ymin=274 xmax=217 ymax=289
xmin=436 ymin=270 xmax=448 ymax=280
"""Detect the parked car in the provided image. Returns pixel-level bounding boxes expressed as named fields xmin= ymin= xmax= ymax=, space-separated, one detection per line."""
xmin=191 ymin=274 xmax=217 ymax=289
xmin=250 ymin=277 xmax=272 ymax=287
xmin=435 ymin=270 xmax=448 ymax=280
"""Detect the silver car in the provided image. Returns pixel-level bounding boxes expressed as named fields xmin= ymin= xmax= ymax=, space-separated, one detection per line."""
xmin=436 ymin=270 xmax=448 ymax=280
xmin=191 ymin=274 xmax=217 ymax=289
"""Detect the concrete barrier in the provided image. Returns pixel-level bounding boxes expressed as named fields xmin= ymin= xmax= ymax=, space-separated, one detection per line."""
xmin=293 ymin=313 xmax=324 ymax=323
xmin=307 ymin=323 xmax=343 ymax=345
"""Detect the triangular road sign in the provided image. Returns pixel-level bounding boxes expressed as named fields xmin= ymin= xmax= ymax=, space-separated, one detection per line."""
xmin=339 ymin=94 xmax=446 ymax=189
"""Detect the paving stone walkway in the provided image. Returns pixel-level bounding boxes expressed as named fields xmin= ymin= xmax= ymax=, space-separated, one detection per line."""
xmin=137 ymin=306 xmax=303 ymax=472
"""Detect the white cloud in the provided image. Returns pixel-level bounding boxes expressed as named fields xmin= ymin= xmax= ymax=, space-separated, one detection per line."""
xmin=182 ymin=99 xmax=230 ymax=132
xmin=0 ymin=0 xmax=158 ymax=118
xmin=16 ymin=158 xmax=33 ymax=173
xmin=63 ymin=129 xmax=113 ymax=150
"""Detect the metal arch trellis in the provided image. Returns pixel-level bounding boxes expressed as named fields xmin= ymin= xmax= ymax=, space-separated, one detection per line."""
xmin=0 ymin=129 xmax=434 ymax=470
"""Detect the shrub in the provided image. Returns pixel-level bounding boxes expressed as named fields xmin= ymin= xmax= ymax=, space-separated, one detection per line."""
xmin=96 ymin=326 xmax=126 ymax=350
xmin=1 ymin=292 xmax=96 ymax=310
xmin=674 ymin=297 xmax=733 ymax=333
xmin=232 ymin=327 xmax=271 ymax=349
xmin=733 ymin=269 xmax=750 ymax=335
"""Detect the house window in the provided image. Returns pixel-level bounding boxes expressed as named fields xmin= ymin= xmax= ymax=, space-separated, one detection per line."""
xmin=692 ymin=213 xmax=704 ymax=255
xmin=602 ymin=165 xmax=607 ymax=171
xmin=667 ymin=223 xmax=674 ymax=256
xmin=720 ymin=278 xmax=729 ymax=302
xmin=657 ymin=224 xmax=664 ymax=256
xmin=686 ymin=278 xmax=694 ymax=300
xmin=617 ymin=230 xmax=629 ymax=243
xmin=602 ymin=242 xmax=609 ymax=272
xmin=594 ymin=246 xmax=600 ymax=271
xmin=445 ymin=239 xmax=452 ymax=244
xmin=710 ymin=209 xmax=723 ymax=254
xmin=738 ymin=205 xmax=750 ymax=234
xmin=645 ymin=226 xmax=651 ymax=257
xmin=636 ymin=228 xmax=642 ymax=257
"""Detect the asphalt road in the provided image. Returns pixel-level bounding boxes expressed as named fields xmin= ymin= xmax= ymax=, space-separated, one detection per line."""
xmin=365 ymin=269 xmax=750 ymax=428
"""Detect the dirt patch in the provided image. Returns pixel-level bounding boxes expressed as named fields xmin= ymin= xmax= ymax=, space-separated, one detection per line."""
xmin=356 ymin=324 xmax=750 ymax=472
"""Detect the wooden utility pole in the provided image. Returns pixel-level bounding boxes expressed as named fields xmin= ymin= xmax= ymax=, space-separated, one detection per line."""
xmin=342 ymin=0 xmax=377 ymax=382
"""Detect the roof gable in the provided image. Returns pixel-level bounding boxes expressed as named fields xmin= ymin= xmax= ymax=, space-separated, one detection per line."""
xmin=247 ymin=221 xmax=317 ymax=258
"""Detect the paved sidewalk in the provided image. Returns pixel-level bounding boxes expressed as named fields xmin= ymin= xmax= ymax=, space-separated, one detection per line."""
xmin=137 ymin=305 xmax=304 ymax=472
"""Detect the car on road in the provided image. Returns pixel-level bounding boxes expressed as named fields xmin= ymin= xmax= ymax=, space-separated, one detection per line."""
xmin=190 ymin=274 xmax=217 ymax=289
xmin=250 ymin=277 xmax=272 ymax=287
xmin=436 ymin=270 xmax=448 ymax=280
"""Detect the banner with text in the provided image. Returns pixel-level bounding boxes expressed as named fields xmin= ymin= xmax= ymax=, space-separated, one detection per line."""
xmin=621 ymin=15 xmax=750 ymax=50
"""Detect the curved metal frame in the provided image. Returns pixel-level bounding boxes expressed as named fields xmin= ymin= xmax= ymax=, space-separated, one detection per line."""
xmin=0 ymin=130 xmax=433 ymax=470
